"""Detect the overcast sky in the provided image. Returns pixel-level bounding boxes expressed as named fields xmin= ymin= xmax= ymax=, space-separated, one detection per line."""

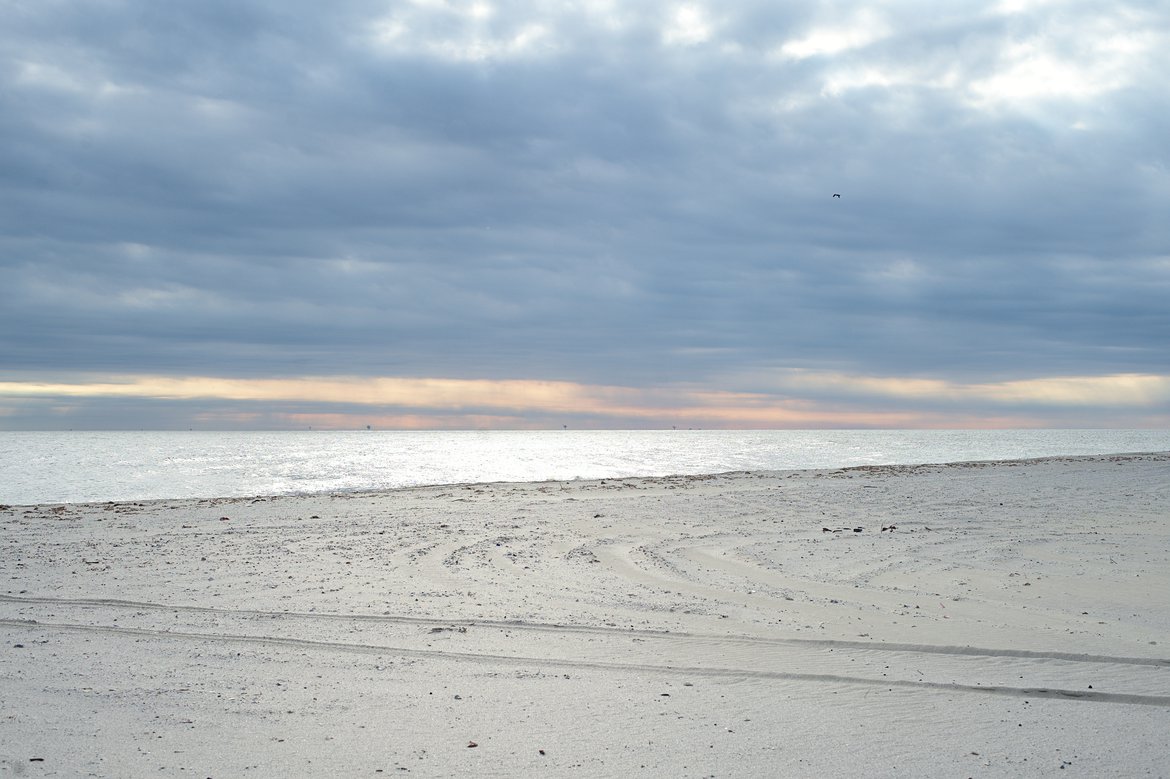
xmin=2 ymin=0 xmax=1168 ymax=429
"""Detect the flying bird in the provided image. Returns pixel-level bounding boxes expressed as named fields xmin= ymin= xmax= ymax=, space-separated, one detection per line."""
xmin=832 ymin=193 xmax=841 ymax=198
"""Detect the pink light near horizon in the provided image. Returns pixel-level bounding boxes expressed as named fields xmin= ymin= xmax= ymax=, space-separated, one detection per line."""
xmin=1 ymin=371 xmax=1168 ymax=429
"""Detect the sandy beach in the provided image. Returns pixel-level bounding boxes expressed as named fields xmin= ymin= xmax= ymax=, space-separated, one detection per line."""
xmin=2 ymin=453 xmax=1168 ymax=777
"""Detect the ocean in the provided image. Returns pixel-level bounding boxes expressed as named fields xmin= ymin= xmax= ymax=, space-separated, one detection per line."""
xmin=1 ymin=429 xmax=1166 ymax=505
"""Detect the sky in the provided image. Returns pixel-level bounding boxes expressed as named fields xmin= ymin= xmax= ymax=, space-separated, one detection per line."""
xmin=1 ymin=0 xmax=1168 ymax=430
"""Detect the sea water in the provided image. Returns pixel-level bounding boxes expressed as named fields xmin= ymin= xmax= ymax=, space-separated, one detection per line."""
xmin=1 ymin=429 xmax=1166 ymax=504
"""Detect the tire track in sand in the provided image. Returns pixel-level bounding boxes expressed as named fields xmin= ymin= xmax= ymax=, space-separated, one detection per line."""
xmin=3 ymin=617 xmax=1169 ymax=708
xmin=2 ymin=593 xmax=1167 ymax=668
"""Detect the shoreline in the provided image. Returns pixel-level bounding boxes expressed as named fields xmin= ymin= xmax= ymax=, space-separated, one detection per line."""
xmin=4 ymin=428 xmax=1168 ymax=505
xmin=3 ymin=453 xmax=1168 ymax=775
xmin=4 ymin=450 xmax=1168 ymax=509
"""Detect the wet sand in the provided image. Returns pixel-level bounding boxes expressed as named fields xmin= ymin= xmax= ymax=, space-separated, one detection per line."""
xmin=2 ymin=453 xmax=1169 ymax=776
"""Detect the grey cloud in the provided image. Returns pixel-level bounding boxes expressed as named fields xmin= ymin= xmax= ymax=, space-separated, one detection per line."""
xmin=2 ymin=0 xmax=1169 ymax=424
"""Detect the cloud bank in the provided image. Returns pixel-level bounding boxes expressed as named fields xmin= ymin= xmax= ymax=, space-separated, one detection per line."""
xmin=2 ymin=1 xmax=1167 ymax=428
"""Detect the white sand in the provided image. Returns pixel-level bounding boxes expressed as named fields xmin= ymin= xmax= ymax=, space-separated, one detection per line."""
xmin=2 ymin=453 xmax=1169 ymax=777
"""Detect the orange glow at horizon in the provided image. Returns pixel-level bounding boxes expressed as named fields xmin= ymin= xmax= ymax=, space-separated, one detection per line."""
xmin=0 ymin=370 xmax=1167 ymax=429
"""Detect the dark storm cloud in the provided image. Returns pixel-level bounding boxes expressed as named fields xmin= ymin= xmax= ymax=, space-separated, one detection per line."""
xmin=2 ymin=1 xmax=1168 ymax=426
